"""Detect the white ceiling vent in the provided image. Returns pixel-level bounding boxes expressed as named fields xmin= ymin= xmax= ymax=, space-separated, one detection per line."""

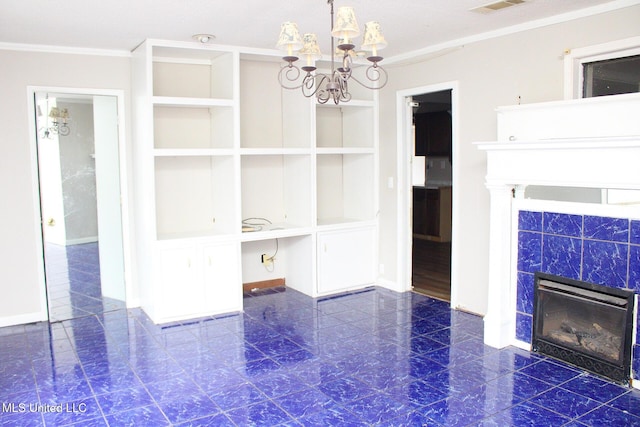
xmin=470 ymin=0 xmax=526 ymax=14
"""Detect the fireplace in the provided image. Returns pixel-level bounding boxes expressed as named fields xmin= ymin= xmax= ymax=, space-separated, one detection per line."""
xmin=476 ymin=94 xmax=640 ymax=388
xmin=532 ymin=272 xmax=636 ymax=384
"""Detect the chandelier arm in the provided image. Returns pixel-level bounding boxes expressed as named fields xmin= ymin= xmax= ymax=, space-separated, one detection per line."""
xmin=366 ymin=63 xmax=388 ymax=87
xmin=344 ymin=65 xmax=389 ymax=90
xmin=278 ymin=64 xmax=306 ymax=90
xmin=339 ymin=81 xmax=352 ymax=103
xmin=302 ymin=73 xmax=328 ymax=98
xmin=58 ymin=123 xmax=71 ymax=136
xmin=336 ymin=65 xmax=352 ymax=84
xmin=316 ymin=87 xmax=330 ymax=104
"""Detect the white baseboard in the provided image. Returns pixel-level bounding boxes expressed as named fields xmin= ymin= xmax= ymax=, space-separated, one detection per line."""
xmin=376 ymin=277 xmax=409 ymax=293
xmin=0 ymin=310 xmax=48 ymax=328
xmin=66 ymin=236 xmax=98 ymax=245
xmin=126 ymin=298 xmax=141 ymax=309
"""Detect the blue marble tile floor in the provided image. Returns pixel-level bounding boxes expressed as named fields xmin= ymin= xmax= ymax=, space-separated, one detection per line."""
xmin=44 ymin=243 xmax=125 ymax=323
xmin=1 ymin=286 xmax=640 ymax=426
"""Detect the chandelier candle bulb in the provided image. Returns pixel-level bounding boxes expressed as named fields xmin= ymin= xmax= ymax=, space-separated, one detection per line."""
xmin=299 ymin=33 xmax=322 ymax=68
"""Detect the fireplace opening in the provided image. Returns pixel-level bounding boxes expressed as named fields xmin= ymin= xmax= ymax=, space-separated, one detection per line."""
xmin=532 ymin=272 xmax=636 ymax=385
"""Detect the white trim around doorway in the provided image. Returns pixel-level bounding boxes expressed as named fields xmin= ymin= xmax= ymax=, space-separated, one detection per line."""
xmin=26 ymin=86 xmax=133 ymax=322
xmin=395 ymin=81 xmax=460 ymax=307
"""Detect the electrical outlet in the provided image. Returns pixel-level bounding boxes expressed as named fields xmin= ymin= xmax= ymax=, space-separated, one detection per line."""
xmin=261 ymin=254 xmax=272 ymax=266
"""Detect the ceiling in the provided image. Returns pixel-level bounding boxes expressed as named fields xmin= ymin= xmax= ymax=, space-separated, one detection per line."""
xmin=0 ymin=0 xmax=635 ymax=60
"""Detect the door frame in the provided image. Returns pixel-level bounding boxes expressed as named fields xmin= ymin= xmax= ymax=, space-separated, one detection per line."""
xmin=395 ymin=81 xmax=459 ymax=307
xmin=27 ymin=86 xmax=132 ymax=321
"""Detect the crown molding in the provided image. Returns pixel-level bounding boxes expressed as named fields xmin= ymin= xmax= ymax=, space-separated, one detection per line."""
xmin=0 ymin=42 xmax=131 ymax=57
xmin=385 ymin=0 xmax=640 ymax=66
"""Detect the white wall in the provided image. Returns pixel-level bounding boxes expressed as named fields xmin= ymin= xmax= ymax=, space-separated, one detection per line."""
xmin=0 ymin=49 xmax=131 ymax=326
xmin=377 ymin=5 xmax=640 ymax=315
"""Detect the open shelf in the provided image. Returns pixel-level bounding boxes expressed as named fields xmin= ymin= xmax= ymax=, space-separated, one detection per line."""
xmin=241 ymin=154 xmax=312 ymax=230
xmin=152 ymin=48 xmax=235 ymax=99
xmin=240 ymin=59 xmax=312 ymax=149
xmin=240 ymin=148 xmax=310 ymax=156
xmin=155 ymin=155 xmax=236 ymax=239
xmin=240 ymin=223 xmax=314 ymax=242
xmin=317 ymin=153 xmax=374 ymax=225
xmin=316 ymin=104 xmax=374 ymax=148
xmin=154 ymin=104 xmax=234 ymax=149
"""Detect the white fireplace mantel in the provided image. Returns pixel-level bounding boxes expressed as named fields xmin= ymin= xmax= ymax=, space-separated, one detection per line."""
xmin=476 ymin=93 xmax=640 ymax=348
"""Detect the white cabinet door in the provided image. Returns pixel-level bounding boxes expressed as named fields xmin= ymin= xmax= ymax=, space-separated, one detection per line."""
xmin=157 ymin=241 xmax=241 ymax=322
xmin=158 ymin=246 xmax=200 ymax=320
xmin=202 ymin=242 xmax=241 ymax=315
xmin=317 ymin=227 xmax=375 ymax=294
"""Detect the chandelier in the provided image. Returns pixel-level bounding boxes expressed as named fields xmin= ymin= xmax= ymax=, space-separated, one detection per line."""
xmin=39 ymin=99 xmax=71 ymax=139
xmin=277 ymin=0 xmax=388 ymax=104
xmin=47 ymin=107 xmax=71 ymax=137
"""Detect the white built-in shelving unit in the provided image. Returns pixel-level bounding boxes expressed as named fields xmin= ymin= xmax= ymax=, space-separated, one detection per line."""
xmin=132 ymin=40 xmax=378 ymax=323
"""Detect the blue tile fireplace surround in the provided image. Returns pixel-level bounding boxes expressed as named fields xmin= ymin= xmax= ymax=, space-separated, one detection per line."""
xmin=516 ymin=210 xmax=640 ymax=382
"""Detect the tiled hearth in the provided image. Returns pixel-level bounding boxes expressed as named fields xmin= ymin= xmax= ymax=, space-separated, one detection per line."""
xmin=516 ymin=210 xmax=640 ymax=381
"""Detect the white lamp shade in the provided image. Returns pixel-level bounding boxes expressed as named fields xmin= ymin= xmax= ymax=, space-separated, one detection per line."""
xmin=331 ymin=6 xmax=359 ymax=42
xmin=277 ymin=22 xmax=303 ymax=53
xmin=299 ymin=33 xmax=322 ymax=63
xmin=361 ymin=21 xmax=387 ymax=54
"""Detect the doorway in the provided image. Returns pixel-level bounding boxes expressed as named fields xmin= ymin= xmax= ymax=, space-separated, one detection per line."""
xmin=410 ymin=90 xmax=452 ymax=301
xmin=396 ymin=82 xmax=458 ymax=304
xmin=33 ymin=89 xmax=127 ymax=322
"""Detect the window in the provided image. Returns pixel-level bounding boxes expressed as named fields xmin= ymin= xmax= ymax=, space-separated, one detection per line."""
xmin=563 ymin=36 xmax=640 ymax=99
xmin=583 ymin=54 xmax=640 ymax=97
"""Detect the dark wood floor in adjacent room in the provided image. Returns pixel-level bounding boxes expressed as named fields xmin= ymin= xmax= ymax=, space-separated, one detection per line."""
xmin=412 ymin=237 xmax=451 ymax=302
